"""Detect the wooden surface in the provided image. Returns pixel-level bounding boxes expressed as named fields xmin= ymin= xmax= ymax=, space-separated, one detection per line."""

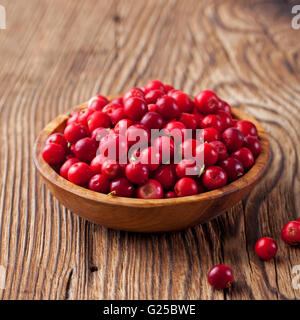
xmin=0 ymin=0 xmax=299 ymax=300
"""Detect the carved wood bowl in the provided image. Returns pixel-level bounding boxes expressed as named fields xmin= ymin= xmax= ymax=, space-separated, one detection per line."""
xmin=34 ymin=100 xmax=269 ymax=232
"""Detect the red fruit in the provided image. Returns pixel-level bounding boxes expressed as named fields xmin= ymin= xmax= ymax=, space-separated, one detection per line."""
xmin=46 ymin=133 xmax=68 ymax=152
xmin=244 ymin=136 xmax=261 ymax=158
xmin=140 ymin=111 xmax=164 ymax=130
xmin=125 ymin=161 xmax=149 ymax=184
xmin=145 ymin=80 xmax=165 ymax=93
xmin=217 ymin=111 xmax=232 ymax=131
xmin=218 ymin=100 xmax=232 ymax=115
xmin=114 ymin=119 xmax=134 ymax=135
xmin=140 ymin=146 xmax=161 ymax=171
xmin=232 ymin=147 xmax=254 ymax=170
xmin=77 ymin=108 xmax=94 ymax=126
xmin=88 ymin=174 xmax=110 ymax=193
xmin=88 ymin=95 xmax=109 ymax=111
xmin=68 ymin=162 xmax=93 ymax=186
xmin=221 ymin=128 xmax=244 ymax=152
xmin=91 ymin=127 xmax=108 ymax=142
xmin=137 ymin=179 xmax=163 ymax=199
xmin=219 ymin=157 xmax=244 ymax=182
xmin=156 ymin=96 xmax=180 ymax=120
xmin=123 ymin=87 xmax=144 ymax=102
xmin=145 ymin=89 xmax=165 ymax=104
xmin=126 ymin=124 xmax=150 ymax=148
xmin=90 ymin=154 xmax=107 ymax=174
xmin=164 ymin=84 xmax=174 ymax=92
xmin=169 ymin=90 xmax=193 ymax=113
xmin=87 ymin=111 xmax=111 ymax=132
xmin=198 ymin=127 xmax=221 ymax=143
xmin=152 ymin=165 xmax=176 ymax=190
xmin=202 ymin=166 xmax=227 ymax=190
xmin=165 ymin=191 xmax=177 ymax=198
xmin=255 ymin=237 xmax=278 ymax=260
xmin=74 ymin=137 xmax=98 ymax=162
xmin=174 ymin=177 xmax=198 ymax=197
xmin=180 ymin=139 xmax=200 ymax=159
xmin=111 ymin=97 xmax=123 ymax=106
xmin=110 ymin=178 xmax=134 ymax=197
xmin=208 ymin=264 xmax=233 ymax=290
xmin=101 ymin=159 xmax=123 ymax=180
xmin=102 ymin=103 xmax=125 ymax=125
xmin=201 ymin=114 xmax=223 ymax=132
xmin=281 ymin=221 xmax=300 ymax=246
xmin=164 ymin=121 xmax=187 ymax=141
xmin=179 ymin=113 xmax=198 ymax=130
xmin=60 ymin=158 xmax=79 ymax=179
xmin=195 ymin=143 xmax=218 ymax=167
xmin=195 ymin=90 xmax=220 ymax=115
xmin=209 ymin=141 xmax=228 ymax=161
xmin=148 ymin=104 xmax=157 ymax=112
xmin=99 ymin=133 xmax=128 ymax=162
xmin=124 ymin=97 xmax=148 ymax=121
xmin=67 ymin=111 xmax=79 ymax=126
xmin=235 ymin=120 xmax=258 ymax=137
xmin=176 ymin=159 xmax=202 ymax=178
xmin=154 ymin=136 xmax=175 ymax=163
xmin=64 ymin=123 xmax=89 ymax=144
xmin=42 ymin=143 xmax=65 ymax=165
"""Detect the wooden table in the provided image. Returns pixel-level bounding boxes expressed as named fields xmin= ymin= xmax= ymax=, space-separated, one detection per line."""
xmin=0 ymin=0 xmax=299 ymax=300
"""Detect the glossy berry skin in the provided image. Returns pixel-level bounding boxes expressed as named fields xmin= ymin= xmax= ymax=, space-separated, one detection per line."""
xmin=164 ymin=121 xmax=187 ymax=141
xmin=145 ymin=89 xmax=165 ymax=104
xmin=88 ymin=174 xmax=110 ymax=193
xmin=74 ymin=137 xmax=98 ymax=163
xmin=208 ymin=264 xmax=233 ymax=290
xmin=68 ymin=162 xmax=93 ymax=186
xmin=202 ymin=166 xmax=227 ymax=190
xmin=195 ymin=90 xmax=220 ymax=115
xmin=77 ymin=108 xmax=94 ymax=126
xmin=125 ymin=161 xmax=149 ymax=185
xmin=164 ymin=84 xmax=174 ymax=92
xmin=91 ymin=127 xmax=107 ymax=142
xmin=221 ymin=128 xmax=244 ymax=152
xmin=147 ymin=104 xmax=157 ymax=112
xmin=218 ymin=100 xmax=232 ymax=115
xmin=219 ymin=157 xmax=244 ymax=182
xmin=235 ymin=120 xmax=258 ymax=137
xmin=169 ymin=90 xmax=193 ymax=113
xmin=99 ymin=133 xmax=128 ymax=162
xmin=232 ymin=147 xmax=254 ymax=170
xmin=102 ymin=103 xmax=125 ymax=125
xmin=140 ymin=146 xmax=161 ymax=171
xmin=255 ymin=237 xmax=278 ymax=260
xmin=152 ymin=165 xmax=176 ymax=190
xmin=114 ymin=119 xmax=134 ymax=135
xmin=145 ymin=80 xmax=165 ymax=93
xmin=180 ymin=139 xmax=200 ymax=159
xmin=88 ymin=95 xmax=109 ymax=111
xmin=176 ymin=159 xmax=201 ymax=178
xmin=64 ymin=123 xmax=89 ymax=144
xmin=126 ymin=123 xmax=150 ymax=148
xmin=174 ymin=177 xmax=198 ymax=197
xmin=137 ymin=179 xmax=163 ymax=199
xmin=201 ymin=114 xmax=223 ymax=132
xmin=101 ymin=159 xmax=123 ymax=180
xmin=244 ymin=136 xmax=261 ymax=158
xmin=140 ymin=111 xmax=164 ymax=130
xmin=46 ymin=133 xmax=68 ymax=152
xmin=156 ymin=96 xmax=180 ymax=120
xmin=67 ymin=111 xmax=79 ymax=126
xmin=165 ymin=191 xmax=177 ymax=198
xmin=154 ymin=136 xmax=175 ymax=162
xmin=195 ymin=143 xmax=218 ymax=167
xmin=217 ymin=111 xmax=232 ymax=131
xmin=198 ymin=127 xmax=221 ymax=143
xmin=90 ymin=154 xmax=107 ymax=174
xmin=179 ymin=113 xmax=198 ymax=130
xmin=60 ymin=158 xmax=79 ymax=179
xmin=123 ymin=87 xmax=144 ymax=102
xmin=209 ymin=141 xmax=228 ymax=161
xmin=124 ymin=97 xmax=148 ymax=121
xmin=87 ymin=111 xmax=111 ymax=132
xmin=110 ymin=177 xmax=134 ymax=197
xmin=281 ymin=221 xmax=300 ymax=246
xmin=42 ymin=143 xmax=65 ymax=165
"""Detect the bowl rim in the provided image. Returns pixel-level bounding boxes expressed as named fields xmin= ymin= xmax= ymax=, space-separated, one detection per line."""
xmin=34 ymin=101 xmax=270 ymax=208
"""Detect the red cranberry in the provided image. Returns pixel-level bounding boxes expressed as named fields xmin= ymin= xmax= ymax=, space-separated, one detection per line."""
xmin=125 ymin=161 xmax=149 ymax=184
xmin=195 ymin=143 xmax=218 ymax=167
xmin=198 ymin=128 xmax=221 ymax=143
xmin=208 ymin=264 xmax=233 ymax=290
xmin=137 ymin=179 xmax=163 ymax=199
xmin=176 ymin=159 xmax=202 ymax=178
xmin=140 ymin=146 xmax=161 ymax=171
xmin=88 ymin=95 xmax=109 ymax=111
xmin=219 ymin=157 xmax=244 ymax=182
xmin=244 ymin=136 xmax=261 ymax=158
xmin=218 ymin=100 xmax=232 ymax=115
xmin=195 ymin=90 xmax=219 ymax=114
xmin=145 ymin=89 xmax=165 ymax=104
xmin=152 ymin=165 xmax=176 ymax=190
xmin=148 ymin=104 xmax=157 ymax=112
xmin=60 ymin=158 xmax=79 ymax=179
xmin=174 ymin=177 xmax=198 ymax=197
xmin=145 ymin=80 xmax=165 ymax=93
xmin=64 ymin=123 xmax=89 ymax=144
xmin=91 ymin=127 xmax=108 ymax=142
xmin=164 ymin=121 xmax=187 ymax=141
xmin=179 ymin=113 xmax=198 ymax=130
xmin=101 ymin=159 xmax=123 ymax=180
xmin=165 ymin=191 xmax=177 ymax=198
xmin=281 ymin=221 xmax=300 ymax=246
xmin=74 ymin=137 xmax=98 ymax=162
xmin=67 ymin=111 xmax=79 ymax=126
xmin=221 ymin=128 xmax=244 ymax=152
xmin=87 ymin=111 xmax=111 ymax=132
xmin=90 ymin=154 xmax=107 ymax=174
xmin=140 ymin=111 xmax=164 ymax=130
xmin=156 ymin=96 xmax=180 ymax=120
xmin=110 ymin=177 xmax=134 ymax=197
xmin=164 ymin=84 xmax=174 ymax=92
xmin=202 ymin=166 xmax=227 ymax=190
xmin=126 ymin=123 xmax=150 ymax=148
xmin=99 ymin=132 xmax=128 ymax=162
xmin=114 ymin=119 xmax=134 ymax=135
xmin=102 ymin=103 xmax=125 ymax=125
xmin=68 ymin=162 xmax=93 ymax=186
xmin=217 ymin=111 xmax=232 ymax=131
xmin=201 ymin=114 xmax=223 ymax=132
xmin=169 ymin=90 xmax=193 ymax=113
xmin=235 ymin=120 xmax=258 ymax=137
xmin=88 ymin=174 xmax=110 ymax=193
xmin=46 ymin=133 xmax=68 ymax=152
xmin=209 ymin=141 xmax=228 ymax=161
xmin=180 ymin=139 xmax=200 ymax=159
xmin=193 ymin=110 xmax=204 ymax=128
xmin=232 ymin=147 xmax=254 ymax=170
xmin=111 ymin=97 xmax=123 ymax=106
xmin=255 ymin=237 xmax=278 ymax=260
xmin=123 ymin=87 xmax=144 ymax=102
xmin=154 ymin=136 xmax=176 ymax=163
xmin=124 ymin=97 xmax=148 ymax=121
xmin=42 ymin=143 xmax=65 ymax=165
xmin=77 ymin=108 xmax=94 ymax=126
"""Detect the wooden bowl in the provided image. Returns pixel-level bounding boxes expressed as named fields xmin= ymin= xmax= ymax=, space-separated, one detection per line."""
xmin=34 ymin=102 xmax=269 ymax=233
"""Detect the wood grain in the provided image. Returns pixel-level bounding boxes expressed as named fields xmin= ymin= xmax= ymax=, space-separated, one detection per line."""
xmin=0 ymin=0 xmax=299 ymax=299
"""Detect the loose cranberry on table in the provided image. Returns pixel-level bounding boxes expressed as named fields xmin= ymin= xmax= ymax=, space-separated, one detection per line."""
xmin=152 ymin=164 xmax=176 ymax=190
xmin=202 ymin=166 xmax=228 ymax=190
xmin=209 ymin=141 xmax=228 ymax=161
xmin=255 ymin=237 xmax=278 ymax=260
xmin=88 ymin=94 xmax=109 ymax=111
xmin=281 ymin=221 xmax=300 ymax=246
xmin=195 ymin=90 xmax=220 ymax=115
xmin=221 ymin=127 xmax=244 ymax=152
xmin=137 ymin=179 xmax=163 ymax=199
xmin=125 ymin=161 xmax=149 ymax=185
xmin=235 ymin=120 xmax=258 ymax=137
xmin=231 ymin=147 xmax=254 ymax=170
xmin=46 ymin=133 xmax=68 ymax=152
xmin=156 ymin=95 xmax=180 ymax=120
xmin=64 ymin=123 xmax=89 ymax=144
xmin=110 ymin=177 xmax=134 ymax=197
xmin=198 ymin=127 xmax=221 ymax=143
xmin=42 ymin=143 xmax=65 ymax=165
xmin=124 ymin=97 xmax=148 ymax=121
xmin=244 ymin=135 xmax=261 ymax=158
xmin=207 ymin=264 xmax=233 ymax=290
xmin=174 ymin=177 xmax=198 ymax=197
xmin=60 ymin=158 xmax=79 ymax=179
xmin=74 ymin=137 xmax=98 ymax=163
xmin=219 ymin=157 xmax=244 ymax=182
xmin=88 ymin=174 xmax=110 ymax=193
xmin=68 ymin=162 xmax=93 ymax=186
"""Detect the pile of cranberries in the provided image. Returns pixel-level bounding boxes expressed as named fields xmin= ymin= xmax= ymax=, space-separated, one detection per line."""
xmin=42 ymin=80 xmax=261 ymax=199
